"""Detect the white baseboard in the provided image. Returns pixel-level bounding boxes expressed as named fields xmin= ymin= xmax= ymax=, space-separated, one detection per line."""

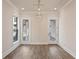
xmin=2 ymin=43 xmax=20 ymax=58
xmin=48 ymin=41 xmax=58 ymax=44
xmin=58 ymin=43 xmax=76 ymax=58
xmin=21 ymin=42 xmax=48 ymax=45
xmin=21 ymin=41 xmax=58 ymax=45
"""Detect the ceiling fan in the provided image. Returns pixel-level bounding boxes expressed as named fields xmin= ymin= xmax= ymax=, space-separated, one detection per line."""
xmin=33 ymin=0 xmax=43 ymax=16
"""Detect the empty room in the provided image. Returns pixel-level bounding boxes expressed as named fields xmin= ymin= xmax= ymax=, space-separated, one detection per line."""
xmin=2 ymin=0 xmax=76 ymax=59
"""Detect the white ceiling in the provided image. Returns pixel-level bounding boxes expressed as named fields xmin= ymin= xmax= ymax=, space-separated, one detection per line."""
xmin=10 ymin=0 xmax=70 ymax=12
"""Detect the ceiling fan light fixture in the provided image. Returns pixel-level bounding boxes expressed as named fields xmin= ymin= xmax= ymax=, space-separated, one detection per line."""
xmin=38 ymin=8 xmax=41 ymax=11
xmin=54 ymin=8 xmax=57 ymax=10
xmin=21 ymin=8 xmax=24 ymax=10
xmin=38 ymin=12 xmax=41 ymax=14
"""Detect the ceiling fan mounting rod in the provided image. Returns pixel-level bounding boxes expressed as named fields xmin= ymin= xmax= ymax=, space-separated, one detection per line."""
xmin=38 ymin=0 xmax=40 ymax=8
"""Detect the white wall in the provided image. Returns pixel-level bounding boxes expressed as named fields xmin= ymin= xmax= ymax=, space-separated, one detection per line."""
xmin=59 ymin=0 xmax=76 ymax=57
xmin=20 ymin=11 xmax=59 ymax=44
xmin=2 ymin=0 xmax=20 ymax=58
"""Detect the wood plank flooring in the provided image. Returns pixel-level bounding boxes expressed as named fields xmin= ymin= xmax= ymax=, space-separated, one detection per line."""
xmin=3 ymin=45 xmax=75 ymax=59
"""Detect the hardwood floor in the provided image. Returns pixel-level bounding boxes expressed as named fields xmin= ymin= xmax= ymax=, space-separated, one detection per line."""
xmin=3 ymin=45 xmax=75 ymax=59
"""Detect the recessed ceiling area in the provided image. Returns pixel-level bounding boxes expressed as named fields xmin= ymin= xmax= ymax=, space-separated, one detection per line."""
xmin=10 ymin=0 xmax=71 ymax=12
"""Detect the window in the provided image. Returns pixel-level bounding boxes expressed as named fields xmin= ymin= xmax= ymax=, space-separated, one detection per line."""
xmin=13 ymin=16 xmax=18 ymax=42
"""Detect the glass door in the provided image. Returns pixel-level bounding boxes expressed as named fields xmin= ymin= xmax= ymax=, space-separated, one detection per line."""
xmin=48 ymin=20 xmax=56 ymax=42
xmin=22 ymin=19 xmax=29 ymax=41
xmin=13 ymin=17 xmax=18 ymax=42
